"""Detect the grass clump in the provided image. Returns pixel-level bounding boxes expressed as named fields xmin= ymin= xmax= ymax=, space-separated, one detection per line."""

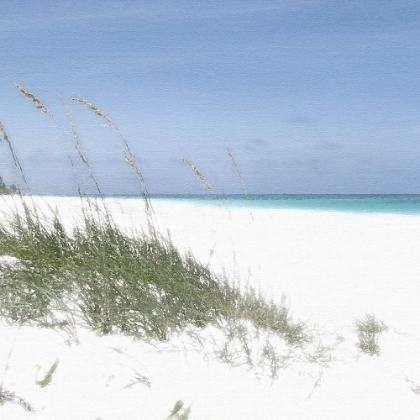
xmin=0 ymin=204 xmax=308 ymax=349
xmin=0 ymin=83 xmax=334 ymax=416
xmin=355 ymin=314 xmax=388 ymax=356
xmin=166 ymin=400 xmax=191 ymax=419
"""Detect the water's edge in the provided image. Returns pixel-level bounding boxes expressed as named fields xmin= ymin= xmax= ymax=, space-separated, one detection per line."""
xmin=26 ymin=194 xmax=420 ymax=214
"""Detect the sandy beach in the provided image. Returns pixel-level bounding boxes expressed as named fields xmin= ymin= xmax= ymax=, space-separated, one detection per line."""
xmin=1 ymin=195 xmax=420 ymax=419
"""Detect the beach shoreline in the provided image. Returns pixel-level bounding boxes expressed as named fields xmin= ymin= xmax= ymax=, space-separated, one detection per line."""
xmin=0 ymin=195 xmax=420 ymax=419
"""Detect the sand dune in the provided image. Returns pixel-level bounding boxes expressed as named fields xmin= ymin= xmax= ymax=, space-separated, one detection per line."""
xmin=0 ymin=196 xmax=419 ymax=419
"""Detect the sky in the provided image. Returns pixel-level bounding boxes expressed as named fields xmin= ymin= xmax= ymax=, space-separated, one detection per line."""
xmin=1 ymin=1 xmax=420 ymax=195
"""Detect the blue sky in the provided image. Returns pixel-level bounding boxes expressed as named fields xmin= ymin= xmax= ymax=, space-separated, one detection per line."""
xmin=1 ymin=1 xmax=420 ymax=194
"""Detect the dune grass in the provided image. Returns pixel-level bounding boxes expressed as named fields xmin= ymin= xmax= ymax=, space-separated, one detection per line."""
xmin=355 ymin=314 xmax=388 ymax=356
xmin=0 ymin=201 xmax=309 ymax=346
xmin=0 ymin=387 xmax=35 ymax=412
xmin=0 ymin=84 xmax=336 ymax=415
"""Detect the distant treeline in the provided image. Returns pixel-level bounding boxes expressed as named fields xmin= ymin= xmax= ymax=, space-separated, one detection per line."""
xmin=0 ymin=177 xmax=17 ymax=194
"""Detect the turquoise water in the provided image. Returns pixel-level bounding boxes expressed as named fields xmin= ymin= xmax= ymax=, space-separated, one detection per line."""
xmin=145 ymin=194 xmax=420 ymax=214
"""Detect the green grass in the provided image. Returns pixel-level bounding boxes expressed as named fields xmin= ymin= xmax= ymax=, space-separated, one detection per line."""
xmin=0 ymin=83 xmax=336 ymax=414
xmin=166 ymin=400 xmax=192 ymax=419
xmin=0 ymin=202 xmax=309 ymax=347
xmin=35 ymin=358 xmax=59 ymax=388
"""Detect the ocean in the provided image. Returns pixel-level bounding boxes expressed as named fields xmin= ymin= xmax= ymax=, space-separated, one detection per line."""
xmin=147 ymin=194 xmax=420 ymax=214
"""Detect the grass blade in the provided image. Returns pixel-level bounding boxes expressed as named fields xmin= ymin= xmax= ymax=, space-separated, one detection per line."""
xmin=36 ymin=358 xmax=59 ymax=388
xmin=225 ymin=142 xmax=247 ymax=195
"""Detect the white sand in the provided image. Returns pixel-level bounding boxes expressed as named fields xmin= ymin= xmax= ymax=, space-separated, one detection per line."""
xmin=1 ymin=196 xmax=420 ymax=419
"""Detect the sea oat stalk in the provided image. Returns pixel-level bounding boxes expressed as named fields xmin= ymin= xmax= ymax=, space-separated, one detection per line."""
xmin=13 ymin=83 xmax=53 ymax=115
xmin=70 ymin=98 xmax=153 ymax=215
xmin=181 ymin=158 xmax=215 ymax=193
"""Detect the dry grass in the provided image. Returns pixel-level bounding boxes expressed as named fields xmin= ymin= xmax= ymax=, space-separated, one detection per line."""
xmin=0 ymin=388 xmax=35 ymax=412
xmin=13 ymin=83 xmax=53 ymax=116
xmin=181 ymin=158 xmax=215 ymax=193
xmin=70 ymin=98 xmax=113 ymax=126
xmin=225 ymin=142 xmax=247 ymax=196
xmin=355 ymin=314 xmax=388 ymax=356
xmin=0 ymin=121 xmax=10 ymax=144
xmin=70 ymin=97 xmax=153 ymax=217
